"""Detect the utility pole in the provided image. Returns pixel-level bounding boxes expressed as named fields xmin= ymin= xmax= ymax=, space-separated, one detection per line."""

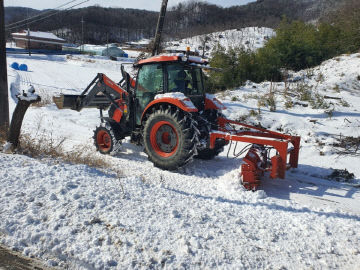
xmin=106 ymin=32 xmax=109 ymax=57
xmin=27 ymin=28 xmax=31 ymax=56
xmin=81 ymin=16 xmax=84 ymax=52
xmin=151 ymin=0 xmax=168 ymax=56
xmin=27 ymin=9 xmax=31 ymax=56
xmin=0 ymin=0 xmax=9 ymax=134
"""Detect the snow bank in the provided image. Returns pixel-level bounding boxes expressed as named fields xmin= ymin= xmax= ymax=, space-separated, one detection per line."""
xmin=221 ymin=53 xmax=360 ymax=179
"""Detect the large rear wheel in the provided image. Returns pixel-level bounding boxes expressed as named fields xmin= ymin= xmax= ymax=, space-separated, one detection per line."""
xmin=143 ymin=106 xmax=198 ymax=170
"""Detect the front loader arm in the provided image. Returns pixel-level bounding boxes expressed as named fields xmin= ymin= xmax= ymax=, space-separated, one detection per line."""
xmin=77 ymin=73 xmax=129 ymax=111
xmin=53 ymin=73 xmax=129 ymax=112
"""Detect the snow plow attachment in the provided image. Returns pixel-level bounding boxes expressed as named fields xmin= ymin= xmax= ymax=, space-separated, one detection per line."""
xmin=210 ymin=117 xmax=300 ymax=191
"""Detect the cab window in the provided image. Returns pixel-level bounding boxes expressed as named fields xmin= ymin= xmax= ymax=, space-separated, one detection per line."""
xmin=136 ymin=64 xmax=163 ymax=124
xmin=136 ymin=64 xmax=163 ymax=94
xmin=167 ymin=64 xmax=204 ymax=95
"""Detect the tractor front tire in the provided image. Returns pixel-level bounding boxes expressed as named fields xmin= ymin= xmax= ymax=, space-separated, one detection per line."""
xmin=94 ymin=125 xmax=118 ymax=155
xmin=143 ymin=107 xmax=197 ymax=170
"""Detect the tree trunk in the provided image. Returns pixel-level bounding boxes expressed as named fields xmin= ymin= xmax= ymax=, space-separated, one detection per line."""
xmin=7 ymin=96 xmax=40 ymax=149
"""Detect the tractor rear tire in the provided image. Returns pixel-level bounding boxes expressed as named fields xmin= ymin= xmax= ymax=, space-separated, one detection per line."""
xmin=94 ymin=125 xmax=119 ymax=155
xmin=143 ymin=106 xmax=198 ymax=170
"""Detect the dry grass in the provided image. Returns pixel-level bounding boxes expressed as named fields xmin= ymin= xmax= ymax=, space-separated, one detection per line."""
xmin=18 ymin=132 xmax=112 ymax=170
xmin=5 ymin=115 xmax=112 ymax=171
xmin=2 ymin=113 xmax=126 ymax=194
xmin=19 ymin=132 xmax=65 ymax=158
xmin=255 ymin=92 xmax=276 ymax=112
xmin=333 ymin=84 xmax=340 ymax=93
xmin=284 ymin=99 xmax=293 ymax=109
xmin=0 ymin=128 xmax=7 ymax=150
xmin=242 ymin=93 xmax=259 ymax=101
xmin=16 ymin=131 xmax=126 ymax=193
xmin=310 ymin=93 xmax=330 ymax=110
xmin=327 ymin=169 xmax=355 ymax=182
xmin=0 ymin=129 xmax=6 ymax=143
xmin=63 ymin=144 xmax=110 ymax=169
xmin=66 ymin=54 xmax=95 ymax=63
xmin=332 ymin=135 xmax=360 ymax=156
xmin=339 ymin=99 xmax=350 ymax=107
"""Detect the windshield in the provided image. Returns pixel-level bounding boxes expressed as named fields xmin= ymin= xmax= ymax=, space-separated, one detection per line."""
xmin=167 ymin=63 xmax=204 ymax=95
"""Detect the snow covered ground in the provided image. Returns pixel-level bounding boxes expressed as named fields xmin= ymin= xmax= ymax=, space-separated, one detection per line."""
xmin=165 ymin=27 xmax=275 ymax=56
xmin=1 ymin=52 xmax=360 ymax=269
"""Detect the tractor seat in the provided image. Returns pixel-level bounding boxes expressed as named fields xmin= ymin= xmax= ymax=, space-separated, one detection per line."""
xmin=140 ymin=92 xmax=155 ymax=108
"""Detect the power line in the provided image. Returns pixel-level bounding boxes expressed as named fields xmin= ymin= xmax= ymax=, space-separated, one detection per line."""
xmin=5 ymin=0 xmax=89 ymax=31
xmin=6 ymin=0 xmax=89 ymax=31
xmin=7 ymin=74 xmax=80 ymax=92
xmin=5 ymin=0 xmax=80 ymax=28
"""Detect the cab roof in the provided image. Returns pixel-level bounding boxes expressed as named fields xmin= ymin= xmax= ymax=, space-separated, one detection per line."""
xmin=135 ymin=54 xmax=209 ymax=67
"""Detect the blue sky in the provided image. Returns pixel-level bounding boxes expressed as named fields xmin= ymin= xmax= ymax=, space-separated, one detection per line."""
xmin=5 ymin=0 xmax=256 ymax=11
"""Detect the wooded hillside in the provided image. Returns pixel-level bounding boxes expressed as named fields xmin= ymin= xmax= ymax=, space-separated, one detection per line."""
xmin=5 ymin=0 xmax=343 ymax=44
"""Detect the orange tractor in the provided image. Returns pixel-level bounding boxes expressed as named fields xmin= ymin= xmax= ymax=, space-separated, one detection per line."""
xmin=54 ymin=54 xmax=300 ymax=190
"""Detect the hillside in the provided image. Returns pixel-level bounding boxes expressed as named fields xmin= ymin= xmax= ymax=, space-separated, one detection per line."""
xmin=165 ymin=27 xmax=275 ymax=57
xmin=1 ymin=46 xmax=360 ymax=268
xmin=4 ymin=0 xmax=345 ymax=44
xmin=4 ymin=7 xmax=39 ymax=24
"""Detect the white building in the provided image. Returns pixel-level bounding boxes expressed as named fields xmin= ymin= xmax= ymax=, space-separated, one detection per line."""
xmin=79 ymin=44 xmax=127 ymax=58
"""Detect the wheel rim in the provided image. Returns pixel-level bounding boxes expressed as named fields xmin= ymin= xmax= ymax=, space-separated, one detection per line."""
xmin=150 ymin=121 xmax=178 ymax=158
xmin=97 ymin=130 xmax=112 ymax=152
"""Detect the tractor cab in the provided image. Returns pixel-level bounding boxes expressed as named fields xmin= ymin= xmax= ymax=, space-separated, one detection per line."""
xmin=134 ymin=55 xmax=208 ymax=124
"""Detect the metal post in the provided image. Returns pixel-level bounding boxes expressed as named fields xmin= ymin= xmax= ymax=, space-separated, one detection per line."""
xmin=0 ymin=0 xmax=9 ymax=134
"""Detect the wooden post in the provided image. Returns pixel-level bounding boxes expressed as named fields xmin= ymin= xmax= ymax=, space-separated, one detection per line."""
xmin=0 ymin=0 xmax=9 ymax=136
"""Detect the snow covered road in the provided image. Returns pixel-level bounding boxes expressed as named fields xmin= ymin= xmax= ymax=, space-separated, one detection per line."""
xmin=1 ymin=153 xmax=359 ymax=269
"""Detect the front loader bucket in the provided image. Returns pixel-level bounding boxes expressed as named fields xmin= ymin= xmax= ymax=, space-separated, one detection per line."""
xmin=53 ymin=95 xmax=80 ymax=110
xmin=53 ymin=94 xmax=111 ymax=111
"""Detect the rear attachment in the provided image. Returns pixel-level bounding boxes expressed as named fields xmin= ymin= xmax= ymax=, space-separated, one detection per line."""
xmin=210 ymin=117 xmax=300 ymax=191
